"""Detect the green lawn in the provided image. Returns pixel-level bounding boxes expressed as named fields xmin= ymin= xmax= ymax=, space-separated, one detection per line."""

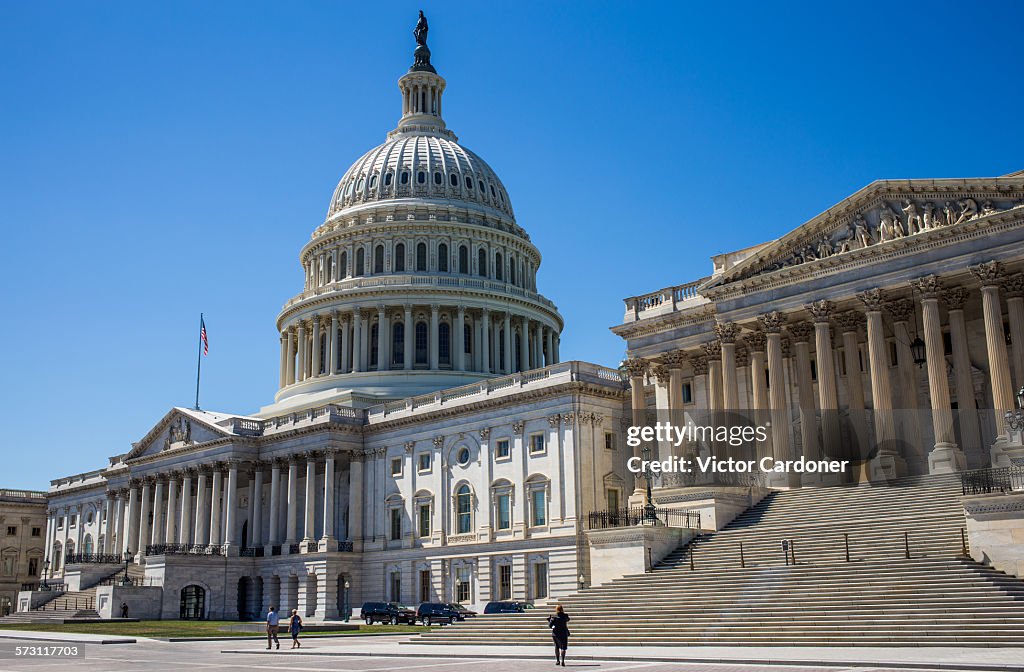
xmin=0 ymin=621 xmax=429 ymax=639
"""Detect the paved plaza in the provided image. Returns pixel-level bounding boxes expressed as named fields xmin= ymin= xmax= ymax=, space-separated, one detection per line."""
xmin=0 ymin=632 xmax=1023 ymax=672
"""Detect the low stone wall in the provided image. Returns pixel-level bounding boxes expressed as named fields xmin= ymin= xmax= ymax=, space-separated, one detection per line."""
xmin=587 ymin=524 xmax=695 ymax=587
xmin=63 ymin=563 xmax=122 ymax=591
xmin=962 ymin=491 xmax=1024 ymax=578
xmin=95 ymin=586 xmax=163 ymax=620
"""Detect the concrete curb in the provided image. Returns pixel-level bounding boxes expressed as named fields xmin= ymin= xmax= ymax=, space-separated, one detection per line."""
xmin=0 ymin=632 xmax=136 ymax=645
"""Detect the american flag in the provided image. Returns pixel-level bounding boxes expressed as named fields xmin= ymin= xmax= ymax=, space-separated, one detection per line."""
xmin=200 ymin=317 xmax=209 ymax=356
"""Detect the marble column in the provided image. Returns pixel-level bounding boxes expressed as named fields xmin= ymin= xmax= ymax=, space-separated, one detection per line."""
xmin=886 ymin=298 xmax=925 ymax=467
xmin=296 ymin=322 xmax=307 ymax=382
xmin=320 ymin=450 xmax=337 ymax=551
xmin=113 ymin=492 xmax=125 ymax=555
xmin=1005 ymin=274 xmax=1024 ymax=389
xmin=285 ymin=328 xmax=295 ymax=386
xmin=429 ymin=305 xmax=440 ymax=370
xmin=150 ymin=478 xmax=164 ymax=546
xmin=351 ymin=308 xmax=363 ymax=373
xmin=179 ymin=470 xmax=193 ymax=545
xmin=329 ymin=312 xmax=339 ymax=374
xmin=340 ymin=315 xmax=351 ymax=373
xmin=209 ymin=467 xmax=224 ymax=546
xmin=835 ymin=311 xmax=868 ymax=461
xmin=103 ymin=494 xmax=115 ymax=554
xmin=481 ymin=309 xmax=491 ymax=373
xmin=745 ymin=330 xmax=768 ymax=411
xmin=533 ymin=323 xmax=543 ymax=368
xmin=285 ymin=458 xmax=299 ymax=546
xmin=348 ymin=453 xmax=364 ymax=548
xmin=403 ymin=304 xmax=414 ymax=370
xmin=971 ymin=262 xmax=1015 ymax=461
xmin=224 ymin=461 xmax=239 ymax=551
xmin=808 ymin=300 xmax=841 ymax=457
xmin=911 ymin=276 xmax=965 ymax=473
xmin=302 ymin=453 xmax=317 ymax=547
xmin=137 ymin=479 xmax=152 ymax=557
xmin=759 ymin=312 xmax=791 ymax=472
xmin=252 ymin=465 xmax=264 ymax=548
xmin=788 ymin=321 xmax=820 ymax=468
xmin=245 ymin=468 xmax=256 ymax=547
xmin=311 ymin=314 xmax=321 ymax=377
xmin=545 ymin=328 xmax=554 ymax=368
xmin=126 ymin=483 xmax=140 ymax=555
xmin=165 ymin=472 xmax=179 ymax=546
xmin=943 ymin=287 xmax=983 ymax=457
xmin=377 ymin=305 xmax=388 ymax=371
xmin=652 ymin=364 xmax=673 ymax=463
xmin=267 ymin=460 xmax=282 ymax=549
xmin=624 ymin=358 xmax=649 ymax=494
xmin=703 ymin=341 xmax=723 ymax=412
xmin=858 ymin=289 xmax=903 ymax=478
xmin=664 ymin=351 xmax=688 ymax=437
xmin=194 ymin=469 xmax=209 ymax=546
xmin=716 ymin=322 xmax=740 ymax=410
xmin=455 ymin=307 xmax=466 ymax=371
xmin=519 ymin=316 xmax=530 ymax=373
xmin=503 ymin=312 xmax=513 ymax=375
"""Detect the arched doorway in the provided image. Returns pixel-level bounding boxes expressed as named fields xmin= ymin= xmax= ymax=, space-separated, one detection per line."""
xmin=180 ymin=585 xmax=206 ymax=620
xmin=237 ymin=577 xmax=254 ymax=620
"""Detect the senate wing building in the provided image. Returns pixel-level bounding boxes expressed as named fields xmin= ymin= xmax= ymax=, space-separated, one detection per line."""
xmin=28 ymin=17 xmax=1024 ymax=639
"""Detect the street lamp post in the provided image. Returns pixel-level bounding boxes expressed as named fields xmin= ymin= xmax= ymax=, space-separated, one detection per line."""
xmin=640 ymin=442 xmax=657 ymax=524
xmin=41 ymin=559 xmax=49 ymax=590
xmin=343 ymin=579 xmax=351 ymax=622
xmin=121 ymin=550 xmax=132 ymax=586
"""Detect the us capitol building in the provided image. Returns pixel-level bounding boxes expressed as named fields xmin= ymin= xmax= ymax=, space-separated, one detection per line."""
xmin=36 ymin=17 xmax=1024 ymax=622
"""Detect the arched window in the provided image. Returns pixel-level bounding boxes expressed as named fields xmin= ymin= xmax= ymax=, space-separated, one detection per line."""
xmin=415 ymin=322 xmax=428 ymax=365
xmin=458 ymin=245 xmax=469 ymax=274
xmin=180 ymin=585 xmax=206 ymax=620
xmin=355 ymin=248 xmax=365 ymax=276
xmin=369 ymin=323 xmax=379 ymax=369
xmin=450 ymin=173 xmax=459 ymax=187
xmin=509 ymin=258 xmax=516 ymax=286
xmin=52 ymin=542 xmax=62 ymax=571
xmin=384 ymin=172 xmax=393 ymax=186
xmin=319 ymin=333 xmax=327 ymax=374
xmin=326 ymin=256 xmax=334 ymax=283
xmin=400 ymin=171 xmax=409 ymax=185
xmin=495 ymin=252 xmax=503 ymax=281
xmin=439 ymin=323 xmax=451 ymax=365
xmin=433 ymin=171 xmax=442 ymax=185
xmin=499 ymin=329 xmax=506 ymax=371
xmin=416 ymin=243 xmax=427 ymax=271
xmin=515 ymin=333 xmax=522 ymax=372
xmin=455 ymin=485 xmax=473 ymax=534
xmin=392 ymin=323 xmax=404 ymax=367
xmin=339 ymin=250 xmax=348 ymax=279
xmin=417 ymin=170 xmax=426 ymax=184
xmin=369 ymin=174 xmax=378 ymax=189
xmin=373 ymin=245 xmax=384 ymax=274
xmin=438 ymin=243 xmax=449 ymax=272
xmin=465 ymin=176 xmax=474 ymax=190
xmin=394 ymin=243 xmax=405 ymax=272
xmin=83 ymin=534 xmax=93 ymax=555
xmin=356 ymin=177 xmax=365 ymax=191
xmin=478 ymin=249 xmax=487 ymax=277
xmin=464 ymin=324 xmax=472 ymax=354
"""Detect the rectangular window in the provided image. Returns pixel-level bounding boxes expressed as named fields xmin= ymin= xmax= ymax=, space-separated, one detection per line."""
xmin=1 ymin=557 xmax=14 ymax=577
xmin=70 ymin=515 xmax=77 ymax=528
xmin=391 ymin=457 xmax=403 ymax=477
xmin=28 ymin=557 xmax=38 ymax=577
xmin=420 ymin=570 xmax=431 ymax=603
xmin=456 ymin=567 xmax=471 ymax=603
xmin=5 ymin=526 xmax=15 ymax=536
xmin=606 ymin=488 xmax=620 ymax=512
xmin=533 ymin=562 xmax=548 ymax=600
xmin=418 ymin=453 xmax=431 ymax=473
xmin=418 ymin=504 xmax=431 ymax=538
xmin=496 ymin=438 xmax=510 ymax=459
xmin=498 ymin=564 xmax=512 ymax=600
xmin=682 ymin=382 xmax=693 ymax=404
xmin=497 ymin=493 xmax=511 ymax=530
xmin=889 ymin=341 xmax=898 ymax=367
xmin=529 ymin=434 xmax=545 ymax=455
xmin=31 ymin=527 xmax=41 ymax=537
xmin=390 ymin=572 xmax=402 ymax=602
xmin=810 ymin=358 xmax=818 ymax=381
xmin=604 ymin=432 xmax=616 ymax=451
xmin=390 ymin=508 xmax=402 ymax=541
xmin=531 ymin=489 xmax=546 ymax=527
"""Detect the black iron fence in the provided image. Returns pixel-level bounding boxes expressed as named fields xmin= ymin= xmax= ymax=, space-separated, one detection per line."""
xmin=587 ymin=507 xmax=701 ymax=531
xmin=64 ymin=553 xmax=123 ymax=565
xmin=240 ymin=547 xmax=265 ymax=557
xmin=961 ymin=466 xmax=1024 ymax=495
xmin=288 ymin=543 xmax=302 ymax=555
xmin=145 ymin=544 xmax=226 ymax=556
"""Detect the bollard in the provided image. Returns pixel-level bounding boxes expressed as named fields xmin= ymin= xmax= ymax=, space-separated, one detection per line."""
xmin=904 ymin=531 xmax=910 ymax=559
xmin=844 ymin=533 xmax=850 ymax=562
xmin=961 ymin=528 xmax=969 ymax=557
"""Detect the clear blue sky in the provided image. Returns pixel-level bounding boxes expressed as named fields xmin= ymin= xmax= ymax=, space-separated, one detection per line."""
xmin=1 ymin=1 xmax=1021 ymax=489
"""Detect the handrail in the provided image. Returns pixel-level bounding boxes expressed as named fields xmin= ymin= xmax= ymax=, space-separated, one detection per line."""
xmin=586 ymin=507 xmax=701 ymax=531
xmin=961 ymin=466 xmax=1024 ymax=495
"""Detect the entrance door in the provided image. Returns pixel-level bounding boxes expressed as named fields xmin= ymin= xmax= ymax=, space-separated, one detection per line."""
xmin=180 ymin=585 xmax=206 ymax=620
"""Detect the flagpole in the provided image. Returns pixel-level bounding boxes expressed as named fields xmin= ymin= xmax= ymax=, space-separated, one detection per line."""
xmin=195 ymin=312 xmax=203 ymax=410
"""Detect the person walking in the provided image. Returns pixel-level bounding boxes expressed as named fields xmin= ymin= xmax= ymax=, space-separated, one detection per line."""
xmin=120 ymin=602 xmax=129 ymax=618
xmin=266 ymin=606 xmax=280 ymax=650
xmin=289 ymin=608 xmax=303 ymax=648
xmin=547 ymin=604 xmax=570 ymax=666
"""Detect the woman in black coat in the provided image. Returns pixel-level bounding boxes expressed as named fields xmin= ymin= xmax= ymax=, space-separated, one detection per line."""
xmin=547 ymin=604 xmax=570 ymax=666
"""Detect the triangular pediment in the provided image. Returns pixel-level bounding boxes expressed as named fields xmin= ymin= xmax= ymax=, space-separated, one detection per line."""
xmin=703 ymin=175 xmax=1024 ymax=290
xmin=124 ymin=407 xmax=234 ymax=461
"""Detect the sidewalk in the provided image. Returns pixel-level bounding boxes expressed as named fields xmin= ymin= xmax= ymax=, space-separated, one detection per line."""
xmin=0 ymin=630 xmax=137 ymax=645
xmin=220 ymin=637 xmax=1024 ymax=671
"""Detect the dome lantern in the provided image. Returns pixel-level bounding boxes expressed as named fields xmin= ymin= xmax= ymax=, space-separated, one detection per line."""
xmin=397 ymin=11 xmax=448 ymax=137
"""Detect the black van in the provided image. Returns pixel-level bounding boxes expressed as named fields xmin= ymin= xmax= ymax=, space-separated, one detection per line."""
xmin=416 ymin=602 xmax=459 ymax=626
xmin=483 ymin=600 xmax=530 ymax=614
xmin=360 ymin=601 xmax=417 ymax=625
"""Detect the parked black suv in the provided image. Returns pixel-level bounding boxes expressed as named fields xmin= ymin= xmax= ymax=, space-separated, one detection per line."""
xmin=360 ymin=601 xmax=417 ymax=625
xmin=483 ymin=600 xmax=532 ymax=614
xmin=416 ymin=602 xmax=459 ymax=626
xmin=447 ymin=602 xmax=478 ymax=620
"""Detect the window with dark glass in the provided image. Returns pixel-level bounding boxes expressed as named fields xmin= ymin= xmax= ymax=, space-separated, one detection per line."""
xmin=339 ymin=250 xmax=348 ymax=278
xmin=497 ymin=493 xmax=511 ymax=530
xmin=510 ymin=259 xmax=516 ymax=285
xmin=433 ymin=171 xmax=442 ymax=185
xmin=458 ymin=245 xmax=469 ymax=273
xmin=415 ymin=322 xmax=428 ymax=365
xmin=369 ymin=174 xmax=378 ymax=188
xmin=355 ymin=248 xmax=365 ymax=276
xmin=394 ymin=243 xmax=405 ymax=272
xmin=438 ymin=243 xmax=448 ymax=272
xmin=392 ymin=323 xmax=404 ymax=366
xmin=390 ymin=508 xmax=402 ymax=541
xmin=385 ymin=172 xmax=393 ymax=186
xmin=373 ymin=245 xmax=384 ymax=274
xmin=369 ymin=324 xmax=379 ymax=368
xmin=418 ymin=505 xmax=431 ymax=537
xmin=456 ymin=485 xmax=472 ymax=534
xmin=400 ymin=171 xmax=409 ymax=185
xmin=450 ymin=173 xmax=459 ymax=186
xmin=439 ymin=323 xmax=451 ymax=365
xmin=496 ymin=439 xmax=510 ymax=459
xmin=464 ymin=324 xmax=472 ymax=354
xmin=478 ymin=249 xmax=487 ymax=276
xmin=417 ymin=171 xmax=426 ymax=184
xmin=416 ymin=243 xmax=427 ymax=271
xmin=495 ymin=252 xmax=503 ymax=280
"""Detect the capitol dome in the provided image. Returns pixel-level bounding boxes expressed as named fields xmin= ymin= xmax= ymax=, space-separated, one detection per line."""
xmin=262 ymin=21 xmax=564 ymax=414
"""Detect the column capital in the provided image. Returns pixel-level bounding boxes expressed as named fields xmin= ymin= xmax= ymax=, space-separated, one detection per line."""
xmin=432 ymin=435 xmax=445 ymax=449
xmin=651 ymin=364 xmax=671 ymax=385
xmin=886 ymin=297 xmax=916 ymax=322
xmin=312 ymin=313 xmax=321 ymax=325
xmin=714 ymin=321 xmax=740 ymax=344
xmin=1004 ymin=273 xmax=1024 ymax=299
xmin=478 ymin=427 xmax=491 ymax=441
xmin=548 ymin=413 xmax=562 ymax=428
xmin=512 ymin=420 xmax=525 ymax=434
xmin=430 ymin=303 xmax=440 ymax=313
xmin=661 ymin=350 xmax=688 ymax=370
xmin=911 ymin=274 xmax=944 ymax=300
xmin=690 ymin=354 xmax=709 ymax=376
xmin=403 ymin=303 xmax=413 ymax=312
xmin=780 ymin=336 xmax=793 ymax=359
xmin=165 ymin=470 xmax=181 ymax=483
xmin=970 ymin=260 xmax=1005 ymax=288
xmin=622 ymin=358 xmax=648 ymax=379
xmin=806 ymin=299 xmax=835 ymax=324
xmin=757 ymin=311 xmax=786 ymax=334
xmin=857 ymin=288 xmax=887 ymax=312
xmin=403 ymin=441 xmax=416 ymax=453
xmin=834 ymin=310 xmax=864 ymax=333
xmin=942 ymin=286 xmax=970 ymax=311
xmin=786 ymin=321 xmax=814 ymax=344
xmin=743 ymin=329 xmax=767 ymax=352
xmin=702 ymin=340 xmax=722 ymax=359
xmin=352 ymin=306 xmax=363 ymax=318
xmin=734 ymin=345 xmax=750 ymax=368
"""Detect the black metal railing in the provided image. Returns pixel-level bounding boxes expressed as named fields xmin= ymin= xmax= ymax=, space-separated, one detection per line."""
xmin=64 ymin=552 xmax=123 ymax=565
xmin=93 ymin=574 xmax=161 ymax=587
xmin=240 ymin=546 xmax=265 ymax=557
xmin=587 ymin=507 xmax=701 ymax=531
xmin=145 ymin=543 xmax=226 ymax=556
xmin=961 ymin=466 xmax=1024 ymax=495
xmin=270 ymin=545 xmax=282 ymax=556
xmin=35 ymin=596 xmax=94 ymax=612
xmin=338 ymin=540 xmax=354 ymax=552
xmin=288 ymin=543 xmax=302 ymax=555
